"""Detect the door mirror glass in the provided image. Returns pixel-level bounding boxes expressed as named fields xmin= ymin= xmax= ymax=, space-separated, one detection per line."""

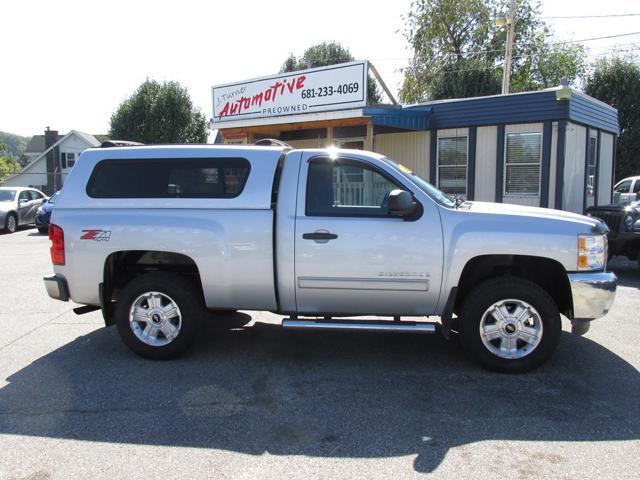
xmin=388 ymin=189 xmax=418 ymax=219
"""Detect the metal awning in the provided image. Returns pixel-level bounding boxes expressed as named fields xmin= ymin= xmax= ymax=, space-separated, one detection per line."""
xmin=363 ymin=106 xmax=432 ymax=131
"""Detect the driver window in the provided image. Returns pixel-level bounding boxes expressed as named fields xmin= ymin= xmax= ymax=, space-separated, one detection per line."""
xmin=18 ymin=191 xmax=30 ymax=202
xmin=614 ymin=180 xmax=632 ymax=193
xmin=306 ymin=159 xmax=401 ymax=216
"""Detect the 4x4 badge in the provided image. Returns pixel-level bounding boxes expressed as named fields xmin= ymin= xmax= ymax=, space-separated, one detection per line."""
xmin=80 ymin=229 xmax=111 ymax=241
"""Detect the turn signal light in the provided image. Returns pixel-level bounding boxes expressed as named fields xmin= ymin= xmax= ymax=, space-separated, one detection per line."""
xmin=577 ymin=234 xmax=605 ymax=271
xmin=49 ymin=224 xmax=65 ymax=265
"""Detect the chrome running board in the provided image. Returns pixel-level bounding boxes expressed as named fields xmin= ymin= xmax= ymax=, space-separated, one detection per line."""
xmin=281 ymin=318 xmax=436 ymax=334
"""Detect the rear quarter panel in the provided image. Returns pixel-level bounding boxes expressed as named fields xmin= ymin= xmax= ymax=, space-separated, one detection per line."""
xmin=52 ymin=208 xmax=276 ymax=309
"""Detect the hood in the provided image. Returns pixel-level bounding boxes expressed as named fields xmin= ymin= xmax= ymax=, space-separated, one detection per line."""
xmin=466 ymin=201 xmax=602 ymax=230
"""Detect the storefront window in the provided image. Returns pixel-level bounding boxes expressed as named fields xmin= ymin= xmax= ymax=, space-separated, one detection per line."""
xmin=504 ymin=132 xmax=541 ymax=196
xmin=437 ymin=136 xmax=467 ymax=196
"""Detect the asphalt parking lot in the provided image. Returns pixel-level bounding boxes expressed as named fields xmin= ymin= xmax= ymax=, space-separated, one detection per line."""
xmin=0 ymin=227 xmax=638 ymax=479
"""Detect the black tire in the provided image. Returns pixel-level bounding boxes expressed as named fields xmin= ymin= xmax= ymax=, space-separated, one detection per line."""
xmin=458 ymin=277 xmax=561 ymax=373
xmin=115 ymin=272 xmax=203 ymax=360
xmin=3 ymin=213 xmax=17 ymax=233
xmin=37 ymin=226 xmax=49 ymax=234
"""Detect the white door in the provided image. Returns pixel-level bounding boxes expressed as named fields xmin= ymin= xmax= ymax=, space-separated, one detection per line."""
xmin=294 ymin=153 xmax=444 ymax=316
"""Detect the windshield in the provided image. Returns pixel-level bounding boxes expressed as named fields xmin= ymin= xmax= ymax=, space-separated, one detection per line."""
xmin=0 ymin=190 xmax=16 ymax=202
xmin=382 ymin=158 xmax=456 ymax=207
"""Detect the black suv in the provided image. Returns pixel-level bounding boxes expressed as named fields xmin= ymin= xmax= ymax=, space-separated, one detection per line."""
xmin=586 ymin=201 xmax=640 ymax=269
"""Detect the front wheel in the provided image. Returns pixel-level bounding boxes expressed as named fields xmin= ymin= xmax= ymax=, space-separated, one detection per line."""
xmin=3 ymin=213 xmax=17 ymax=233
xmin=459 ymin=277 xmax=561 ymax=373
xmin=115 ymin=272 xmax=203 ymax=360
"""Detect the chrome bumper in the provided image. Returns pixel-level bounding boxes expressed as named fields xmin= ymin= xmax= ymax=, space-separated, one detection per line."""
xmin=568 ymin=271 xmax=617 ymax=321
xmin=43 ymin=275 xmax=69 ymax=302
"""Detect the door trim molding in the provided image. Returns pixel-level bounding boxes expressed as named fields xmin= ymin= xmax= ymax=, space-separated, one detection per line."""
xmin=297 ymin=276 xmax=429 ymax=291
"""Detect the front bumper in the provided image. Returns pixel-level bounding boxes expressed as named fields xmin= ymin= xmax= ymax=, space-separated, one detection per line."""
xmin=568 ymin=271 xmax=617 ymax=321
xmin=43 ymin=275 xmax=69 ymax=302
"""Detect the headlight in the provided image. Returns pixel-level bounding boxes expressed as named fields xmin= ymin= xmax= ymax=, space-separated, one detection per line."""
xmin=578 ymin=234 xmax=606 ymax=271
xmin=625 ymin=215 xmax=634 ymax=229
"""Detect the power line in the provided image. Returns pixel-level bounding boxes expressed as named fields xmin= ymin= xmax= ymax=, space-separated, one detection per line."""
xmin=416 ymin=44 xmax=640 ymax=76
xmin=544 ymin=13 xmax=640 ymax=19
xmin=373 ymin=32 xmax=640 ymax=63
xmin=563 ymin=31 xmax=640 ymax=43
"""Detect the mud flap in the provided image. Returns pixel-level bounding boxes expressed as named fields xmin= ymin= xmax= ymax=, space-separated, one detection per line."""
xmin=440 ymin=287 xmax=457 ymax=341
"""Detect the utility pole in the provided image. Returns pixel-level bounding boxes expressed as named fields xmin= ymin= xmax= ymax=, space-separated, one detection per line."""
xmin=501 ymin=0 xmax=516 ymax=94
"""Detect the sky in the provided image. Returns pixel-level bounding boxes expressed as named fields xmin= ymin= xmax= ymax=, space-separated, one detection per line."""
xmin=1 ymin=0 xmax=639 ymax=137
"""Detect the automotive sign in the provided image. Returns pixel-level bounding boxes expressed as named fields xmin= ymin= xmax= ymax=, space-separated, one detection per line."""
xmin=211 ymin=61 xmax=368 ymax=123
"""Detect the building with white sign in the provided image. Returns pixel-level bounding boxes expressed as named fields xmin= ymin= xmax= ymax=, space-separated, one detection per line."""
xmin=210 ymin=62 xmax=619 ymax=213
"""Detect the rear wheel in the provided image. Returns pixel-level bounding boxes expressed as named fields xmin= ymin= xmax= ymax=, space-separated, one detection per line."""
xmin=459 ymin=277 xmax=561 ymax=373
xmin=115 ymin=272 xmax=203 ymax=359
xmin=3 ymin=213 xmax=17 ymax=233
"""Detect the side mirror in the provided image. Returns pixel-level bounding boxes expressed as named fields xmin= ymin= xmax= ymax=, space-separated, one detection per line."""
xmin=18 ymin=198 xmax=28 ymax=204
xmin=388 ymin=189 xmax=419 ymax=220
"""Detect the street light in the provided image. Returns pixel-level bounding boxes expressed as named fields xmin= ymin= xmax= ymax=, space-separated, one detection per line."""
xmin=496 ymin=0 xmax=516 ymax=94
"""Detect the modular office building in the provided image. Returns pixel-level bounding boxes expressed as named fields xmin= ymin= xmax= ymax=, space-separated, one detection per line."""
xmin=211 ymin=62 xmax=619 ymax=213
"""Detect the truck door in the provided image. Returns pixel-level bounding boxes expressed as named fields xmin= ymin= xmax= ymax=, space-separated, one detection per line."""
xmin=294 ymin=153 xmax=444 ymax=316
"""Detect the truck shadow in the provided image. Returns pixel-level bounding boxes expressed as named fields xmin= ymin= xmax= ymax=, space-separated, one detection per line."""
xmin=0 ymin=320 xmax=638 ymax=473
xmin=608 ymin=256 xmax=640 ymax=289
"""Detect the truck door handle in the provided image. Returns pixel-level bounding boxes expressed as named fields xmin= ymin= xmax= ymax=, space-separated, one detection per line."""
xmin=303 ymin=232 xmax=338 ymax=240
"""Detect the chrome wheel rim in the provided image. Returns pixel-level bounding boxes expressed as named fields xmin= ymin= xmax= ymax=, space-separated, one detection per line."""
xmin=479 ymin=298 xmax=543 ymax=360
xmin=129 ymin=291 xmax=182 ymax=347
xmin=7 ymin=215 xmax=16 ymax=232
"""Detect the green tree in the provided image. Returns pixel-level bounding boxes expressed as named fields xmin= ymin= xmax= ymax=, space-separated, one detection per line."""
xmin=400 ymin=0 xmax=586 ymax=102
xmin=0 ymin=143 xmax=21 ymax=184
xmin=585 ymin=56 xmax=640 ymax=181
xmin=0 ymin=131 xmax=30 ymax=164
xmin=110 ymin=80 xmax=207 ymax=144
xmin=281 ymin=41 xmax=383 ymax=104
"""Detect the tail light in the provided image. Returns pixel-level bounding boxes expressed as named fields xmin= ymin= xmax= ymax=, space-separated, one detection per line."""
xmin=49 ymin=224 xmax=65 ymax=265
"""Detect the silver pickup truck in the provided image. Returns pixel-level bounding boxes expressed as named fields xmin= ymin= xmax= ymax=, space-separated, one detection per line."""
xmin=44 ymin=144 xmax=617 ymax=372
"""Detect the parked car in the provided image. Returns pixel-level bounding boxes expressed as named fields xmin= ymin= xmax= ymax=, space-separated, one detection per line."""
xmin=0 ymin=187 xmax=48 ymax=234
xmin=612 ymin=175 xmax=640 ymax=205
xmin=35 ymin=191 xmax=61 ymax=234
xmin=43 ymin=143 xmax=617 ymax=372
xmin=586 ymin=200 xmax=640 ymax=269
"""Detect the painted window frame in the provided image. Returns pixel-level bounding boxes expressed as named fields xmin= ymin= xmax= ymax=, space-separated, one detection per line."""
xmin=585 ymin=131 xmax=598 ymax=208
xmin=436 ymin=135 xmax=468 ymax=197
xmin=503 ymin=131 xmax=542 ymax=197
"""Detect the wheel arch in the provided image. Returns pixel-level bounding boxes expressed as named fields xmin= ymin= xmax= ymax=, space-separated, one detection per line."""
xmin=101 ymin=250 xmax=204 ymax=326
xmin=454 ymin=254 xmax=573 ymax=319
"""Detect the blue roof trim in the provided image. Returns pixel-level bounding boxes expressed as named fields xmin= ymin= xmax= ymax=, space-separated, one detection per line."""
xmin=569 ymin=92 xmax=619 ymax=134
xmin=363 ymin=106 xmax=431 ymax=131
xmin=401 ymin=90 xmax=619 ymax=134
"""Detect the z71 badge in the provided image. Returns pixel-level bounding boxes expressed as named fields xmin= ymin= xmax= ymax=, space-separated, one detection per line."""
xmin=80 ymin=229 xmax=111 ymax=241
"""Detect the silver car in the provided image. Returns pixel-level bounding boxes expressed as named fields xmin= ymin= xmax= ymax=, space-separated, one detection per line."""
xmin=0 ymin=187 xmax=48 ymax=234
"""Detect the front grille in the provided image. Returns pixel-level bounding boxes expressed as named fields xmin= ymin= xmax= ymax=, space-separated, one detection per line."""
xmin=592 ymin=211 xmax=622 ymax=233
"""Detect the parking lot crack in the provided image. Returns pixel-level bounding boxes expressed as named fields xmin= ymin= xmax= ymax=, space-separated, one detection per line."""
xmin=0 ymin=308 xmax=74 ymax=352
